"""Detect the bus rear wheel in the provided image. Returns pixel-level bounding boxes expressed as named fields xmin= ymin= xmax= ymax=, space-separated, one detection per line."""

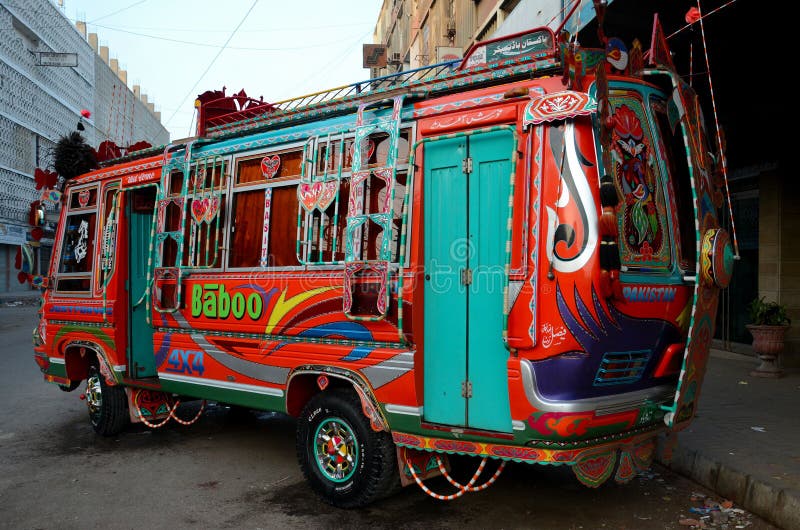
xmin=296 ymin=389 xmax=398 ymax=508
xmin=85 ymin=366 xmax=128 ymax=436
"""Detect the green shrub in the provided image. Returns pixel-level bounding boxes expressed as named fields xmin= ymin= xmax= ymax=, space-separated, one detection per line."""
xmin=748 ymin=297 xmax=791 ymax=326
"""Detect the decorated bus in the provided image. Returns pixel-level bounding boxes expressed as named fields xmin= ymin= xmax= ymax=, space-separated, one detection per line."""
xmin=31 ymin=6 xmax=735 ymax=508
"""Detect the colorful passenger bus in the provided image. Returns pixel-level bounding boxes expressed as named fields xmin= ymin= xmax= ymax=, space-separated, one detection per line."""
xmin=32 ymin=17 xmax=734 ymax=507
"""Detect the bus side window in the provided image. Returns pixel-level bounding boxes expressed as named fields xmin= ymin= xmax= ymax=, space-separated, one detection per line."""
xmin=58 ymin=215 xmax=96 ymax=274
xmin=96 ymin=185 xmax=120 ymax=292
xmin=650 ymin=96 xmax=697 ymax=271
xmin=267 ymin=184 xmax=301 ymax=267
xmin=56 ymin=185 xmax=99 ymax=292
xmin=183 ymin=159 xmax=226 ymax=269
xmin=229 ymin=148 xmax=303 ymax=269
xmin=302 ymin=132 xmax=409 ymax=265
xmin=360 ymin=169 xmax=406 ymax=262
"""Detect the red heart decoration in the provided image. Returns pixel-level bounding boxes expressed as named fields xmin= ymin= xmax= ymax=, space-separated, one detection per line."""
xmin=316 ymin=182 xmax=338 ymax=211
xmin=260 ymin=155 xmax=281 ymax=179
xmin=204 ymin=196 xmax=220 ymax=223
xmin=191 ymin=198 xmax=209 ymax=223
xmin=298 ymin=182 xmax=323 ymax=211
xmin=78 ymin=189 xmax=90 ymax=207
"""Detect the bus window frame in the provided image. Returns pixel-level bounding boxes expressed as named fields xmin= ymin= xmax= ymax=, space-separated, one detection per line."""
xmin=53 ymin=182 xmax=101 ymax=297
xmin=647 ymin=93 xmax=697 ymax=275
xmin=93 ymin=181 xmax=122 ymax=296
xmin=295 ymin=126 xmax=413 ymax=268
xmin=222 ymin=126 xmax=414 ymax=273
xmin=179 ymin=156 xmax=229 ymax=272
xmin=603 ymin=81 xmax=683 ymax=282
xmin=226 ymin=141 xmax=308 ymax=272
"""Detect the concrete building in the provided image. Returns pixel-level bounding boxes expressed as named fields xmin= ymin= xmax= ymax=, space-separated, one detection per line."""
xmin=0 ymin=0 xmax=169 ymax=296
xmin=372 ymin=0 xmax=597 ymax=76
xmin=372 ymin=1 xmax=795 ymax=362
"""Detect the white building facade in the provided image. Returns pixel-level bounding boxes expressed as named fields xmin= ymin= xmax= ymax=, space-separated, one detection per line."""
xmin=0 ymin=0 xmax=169 ymax=296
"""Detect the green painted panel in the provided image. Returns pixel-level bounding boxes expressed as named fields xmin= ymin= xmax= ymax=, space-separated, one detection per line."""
xmin=467 ymin=130 xmax=513 ymax=433
xmin=45 ymin=361 xmax=67 ymax=378
xmin=423 ymin=136 xmax=468 ymax=427
xmin=128 ymin=196 xmax=156 ymax=378
xmin=158 ymin=379 xmax=285 ymax=412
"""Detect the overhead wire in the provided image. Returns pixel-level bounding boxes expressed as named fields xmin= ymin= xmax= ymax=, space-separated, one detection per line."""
xmin=693 ymin=0 xmax=739 ymax=258
xmin=91 ymin=20 xmax=374 ymax=33
xmin=282 ymin=29 xmax=372 ymax=97
xmin=88 ymin=22 xmax=362 ymax=51
xmin=667 ymin=0 xmax=737 ymax=40
xmin=85 ymin=0 xmax=148 ymax=24
xmin=165 ymin=0 xmax=259 ymax=128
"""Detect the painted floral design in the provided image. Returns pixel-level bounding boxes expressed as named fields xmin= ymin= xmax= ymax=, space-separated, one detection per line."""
xmin=612 ymin=104 xmax=663 ymax=257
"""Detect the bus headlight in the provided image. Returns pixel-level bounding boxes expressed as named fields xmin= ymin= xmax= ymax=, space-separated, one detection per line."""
xmin=32 ymin=325 xmax=44 ymax=347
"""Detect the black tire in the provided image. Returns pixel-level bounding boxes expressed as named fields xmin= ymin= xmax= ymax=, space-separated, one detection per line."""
xmin=85 ymin=366 xmax=129 ymax=436
xmin=296 ymin=389 xmax=399 ymax=508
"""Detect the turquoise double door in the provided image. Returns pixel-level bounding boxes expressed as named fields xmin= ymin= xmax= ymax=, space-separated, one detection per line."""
xmin=423 ymin=129 xmax=514 ymax=433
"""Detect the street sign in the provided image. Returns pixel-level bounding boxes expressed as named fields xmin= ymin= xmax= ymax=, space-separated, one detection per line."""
xmin=436 ymin=46 xmax=462 ymax=63
xmin=37 ymin=52 xmax=78 ymax=67
xmin=363 ymin=44 xmax=387 ymax=68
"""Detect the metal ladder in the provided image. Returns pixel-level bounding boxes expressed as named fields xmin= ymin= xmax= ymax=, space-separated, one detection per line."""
xmin=342 ymin=95 xmax=405 ymax=321
xmin=151 ymin=143 xmax=224 ymax=314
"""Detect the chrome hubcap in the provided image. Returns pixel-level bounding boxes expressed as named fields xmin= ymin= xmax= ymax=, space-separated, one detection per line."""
xmin=314 ymin=418 xmax=358 ymax=482
xmin=85 ymin=373 xmax=102 ymax=422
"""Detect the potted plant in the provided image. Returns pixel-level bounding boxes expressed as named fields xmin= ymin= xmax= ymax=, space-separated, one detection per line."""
xmin=746 ymin=297 xmax=791 ymax=377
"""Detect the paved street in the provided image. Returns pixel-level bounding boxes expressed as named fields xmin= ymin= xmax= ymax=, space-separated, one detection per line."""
xmin=0 ymin=305 xmax=777 ymax=529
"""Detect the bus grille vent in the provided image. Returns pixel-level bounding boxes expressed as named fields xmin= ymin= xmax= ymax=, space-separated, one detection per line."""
xmin=593 ymin=350 xmax=651 ymax=386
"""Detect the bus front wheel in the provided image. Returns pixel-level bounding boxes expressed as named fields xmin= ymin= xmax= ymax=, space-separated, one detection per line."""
xmin=85 ymin=366 xmax=128 ymax=436
xmin=296 ymin=389 xmax=398 ymax=508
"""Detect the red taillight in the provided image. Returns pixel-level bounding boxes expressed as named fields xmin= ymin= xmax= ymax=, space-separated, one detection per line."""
xmin=653 ymin=343 xmax=685 ymax=378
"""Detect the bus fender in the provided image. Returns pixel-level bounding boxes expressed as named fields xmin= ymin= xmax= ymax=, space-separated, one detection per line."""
xmin=62 ymin=340 xmax=118 ymax=386
xmin=286 ymin=368 xmax=389 ymax=432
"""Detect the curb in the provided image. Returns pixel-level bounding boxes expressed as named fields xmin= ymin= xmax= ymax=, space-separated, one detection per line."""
xmin=658 ymin=444 xmax=800 ymax=529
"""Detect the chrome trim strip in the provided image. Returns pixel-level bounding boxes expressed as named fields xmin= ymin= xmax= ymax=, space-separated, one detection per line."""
xmin=49 ymin=357 xmax=65 ymax=364
xmin=192 ymin=333 xmax=290 ymax=385
xmin=113 ymin=365 xmax=126 ymax=372
xmin=519 ymin=358 xmax=674 ymax=415
xmin=385 ymin=404 xmax=423 ymax=416
xmin=158 ymin=372 xmax=284 ymax=397
xmin=512 ymin=420 xmax=526 ymax=431
xmin=361 ymin=351 xmax=414 ymax=389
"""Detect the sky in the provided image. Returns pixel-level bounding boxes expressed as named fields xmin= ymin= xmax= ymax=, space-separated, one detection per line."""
xmin=60 ymin=0 xmax=383 ymax=141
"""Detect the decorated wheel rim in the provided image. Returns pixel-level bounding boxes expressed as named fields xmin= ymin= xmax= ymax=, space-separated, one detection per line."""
xmin=85 ymin=372 xmax=103 ymax=425
xmin=313 ymin=417 xmax=359 ymax=483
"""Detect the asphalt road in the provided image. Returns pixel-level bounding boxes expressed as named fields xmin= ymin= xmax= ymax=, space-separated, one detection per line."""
xmin=0 ymin=304 xmax=777 ymax=529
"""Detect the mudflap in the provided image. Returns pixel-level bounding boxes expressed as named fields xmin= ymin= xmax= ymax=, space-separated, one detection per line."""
xmin=127 ymin=388 xmax=172 ymax=424
xmin=572 ymin=436 xmax=656 ymax=487
xmin=613 ymin=437 xmax=656 ymax=485
xmin=397 ymin=447 xmax=449 ymax=487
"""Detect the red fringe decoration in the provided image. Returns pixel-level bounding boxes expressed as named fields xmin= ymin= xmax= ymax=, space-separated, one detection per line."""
xmin=599 ymin=208 xmax=618 ymax=237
